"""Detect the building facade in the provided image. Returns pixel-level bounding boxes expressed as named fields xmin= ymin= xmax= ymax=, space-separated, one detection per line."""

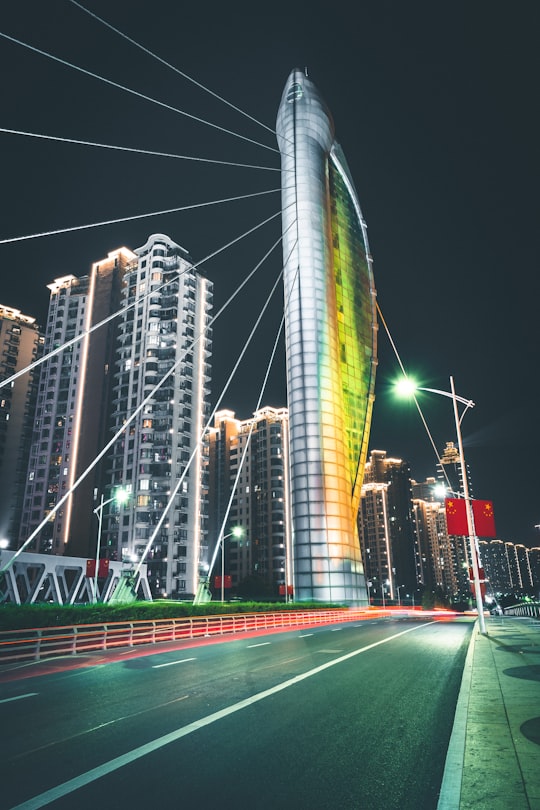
xmin=19 ymin=249 xmax=134 ymax=556
xmin=480 ymin=539 xmax=538 ymax=597
xmin=411 ymin=475 xmax=473 ymax=602
xmin=0 ymin=306 xmax=43 ymax=547
xmin=105 ymin=234 xmax=212 ymax=599
xmin=277 ymin=69 xmax=377 ymax=604
xmin=359 ymin=450 xmax=417 ymax=602
xmin=207 ymin=407 xmax=291 ymax=597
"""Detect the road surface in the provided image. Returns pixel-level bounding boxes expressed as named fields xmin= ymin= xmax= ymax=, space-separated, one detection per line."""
xmin=0 ymin=615 xmax=473 ymax=809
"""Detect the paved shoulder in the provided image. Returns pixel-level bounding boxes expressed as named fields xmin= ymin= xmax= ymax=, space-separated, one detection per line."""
xmin=439 ymin=615 xmax=540 ymax=810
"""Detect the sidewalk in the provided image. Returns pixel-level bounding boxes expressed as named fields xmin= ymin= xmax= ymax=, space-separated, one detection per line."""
xmin=438 ymin=615 xmax=540 ymax=810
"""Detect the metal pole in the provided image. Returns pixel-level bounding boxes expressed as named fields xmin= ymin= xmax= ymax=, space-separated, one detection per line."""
xmin=450 ymin=376 xmax=487 ymax=634
xmin=94 ymin=493 xmax=104 ymax=604
xmin=221 ymin=536 xmax=225 ymax=602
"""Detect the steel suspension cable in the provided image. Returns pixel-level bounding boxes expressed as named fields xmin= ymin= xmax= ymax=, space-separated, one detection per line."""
xmin=0 ymin=127 xmax=279 ymax=172
xmin=0 ymin=207 xmax=283 ymax=391
xmin=0 ymin=31 xmax=279 ymax=154
xmin=135 ymin=237 xmax=294 ymax=577
xmin=0 ymin=188 xmax=279 ymax=246
xmin=376 ymin=301 xmax=452 ymax=491
xmin=1 ymin=225 xmax=288 ymax=571
xmin=69 ymin=0 xmax=276 ymax=138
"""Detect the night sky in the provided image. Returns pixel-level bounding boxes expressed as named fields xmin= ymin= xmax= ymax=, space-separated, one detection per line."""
xmin=1 ymin=1 xmax=539 ymax=545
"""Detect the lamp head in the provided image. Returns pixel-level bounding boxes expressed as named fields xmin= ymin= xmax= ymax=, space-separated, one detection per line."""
xmin=115 ymin=487 xmax=130 ymax=505
xmin=395 ymin=376 xmax=418 ymax=398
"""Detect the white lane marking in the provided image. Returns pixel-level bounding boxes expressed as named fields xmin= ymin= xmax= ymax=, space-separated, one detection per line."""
xmin=152 ymin=658 xmax=197 ymax=669
xmin=298 ymin=633 xmax=313 ymax=638
xmin=317 ymin=649 xmax=343 ymax=654
xmin=0 ymin=693 xmax=38 ymax=705
xmin=11 ymin=621 xmax=435 ymax=810
xmin=331 ymin=627 xmax=342 ymax=632
xmin=247 ymin=642 xmax=271 ymax=648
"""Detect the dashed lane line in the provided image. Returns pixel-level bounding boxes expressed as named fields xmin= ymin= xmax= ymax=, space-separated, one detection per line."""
xmin=10 ymin=620 xmax=435 ymax=810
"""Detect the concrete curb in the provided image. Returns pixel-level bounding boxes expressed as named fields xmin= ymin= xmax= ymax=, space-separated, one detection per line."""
xmin=437 ymin=620 xmax=478 ymax=810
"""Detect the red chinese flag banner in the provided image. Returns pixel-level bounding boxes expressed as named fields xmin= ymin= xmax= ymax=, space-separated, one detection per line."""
xmin=472 ymin=500 xmax=496 ymax=538
xmin=445 ymin=498 xmax=469 ymax=535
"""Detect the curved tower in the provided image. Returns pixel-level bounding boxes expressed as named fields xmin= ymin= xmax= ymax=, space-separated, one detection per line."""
xmin=276 ymin=69 xmax=377 ymax=604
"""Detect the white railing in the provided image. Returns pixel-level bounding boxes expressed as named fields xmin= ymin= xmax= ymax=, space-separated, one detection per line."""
xmin=0 ymin=608 xmax=379 ymax=664
xmin=503 ymin=602 xmax=540 ymax=619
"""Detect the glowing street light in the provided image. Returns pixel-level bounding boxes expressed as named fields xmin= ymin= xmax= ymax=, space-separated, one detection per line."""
xmin=93 ymin=487 xmax=129 ymax=603
xmin=219 ymin=526 xmax=244 ymax=602
xmin=396 ymin=375 xmax=486 ymax=634
xmin=193 ymin=526 xmax=244 ymax=604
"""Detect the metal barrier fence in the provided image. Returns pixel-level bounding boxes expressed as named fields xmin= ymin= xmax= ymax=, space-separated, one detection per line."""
xmin=504 ymin=602 xmax=540 ymax=619
xmin=0 ymin=608 xmax=377 ymax=665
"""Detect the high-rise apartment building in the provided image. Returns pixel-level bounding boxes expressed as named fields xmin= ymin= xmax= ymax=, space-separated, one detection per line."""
xmin=105 ymin=234 xmax=212 ymax=599
xmin=529 ymin=547 xmax=540 ymax=595
xmin=277 ymin=69 xmax=377 ymax=604
xmin=19 ymin=249 xmax=134 ymax=556
xmin=411 ymin=476 xmax=471 ymax=601
xmin=480 ymin=539 xmax=537 ymax=596
xmin=207 ymin=407 xmax=291 ymax=597
xmin=437 ymin=441 xmax=473 ymax=497
xmin=411 ymin=485 xmax=463 ymax=597
xmin=358 ymin=482 xmax=393 ymax=603
xmin=0 ymin=306 xmax=43 ymax=546
xmin=360 ymin=451 xmax=417 ymax=598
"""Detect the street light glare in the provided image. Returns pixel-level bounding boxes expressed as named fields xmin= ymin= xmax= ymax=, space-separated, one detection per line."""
xmin=395 ymin=377 xmax=418 ymax=397
xmin=231 ymin=526 xmax=244 ymax=538
xmin=115 ymin=487 xmax=130 ymax=505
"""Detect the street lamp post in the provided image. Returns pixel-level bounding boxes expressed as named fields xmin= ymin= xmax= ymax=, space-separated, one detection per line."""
xmin=193 ymin=526 xmax=244 ymax=605
xmin=93 ymin=488 xmax=129 ymax=604
xmin=219 ymin=527 xmax=244 ymax=602
xmin=397 ymin=375 xmax=487 ymax=634
xmin=449 ymin=376 xmax=486 ymax=635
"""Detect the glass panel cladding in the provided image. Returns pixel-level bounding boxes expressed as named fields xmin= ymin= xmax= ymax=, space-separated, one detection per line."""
xmin=277 ymin=69 xmax=377 ymax=604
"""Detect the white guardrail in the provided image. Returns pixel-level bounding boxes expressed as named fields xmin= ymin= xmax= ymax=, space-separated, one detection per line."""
xmin=504 ymin=602 xmax=540 ymax=619
xmin=0 ymin=608 xmax=383 ymax=665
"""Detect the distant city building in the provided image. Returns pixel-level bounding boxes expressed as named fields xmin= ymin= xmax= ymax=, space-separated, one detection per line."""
xmin=0 ymin=305 xmax=43 ymax=547
xmin=19 ymin=249 xmax=134 ymax=556
xmin=478 ymin=540 xmax=509 ymax=593
xmin=358 ymin=482 xmax=393 ymax=603
xmin=207 ymin=407 xmax=291 ymax=596
xmin=437 ymin=441 xmax=473 ymax=497
xmin=412 ymin=476 xmax=470 ymax=600
xmin=359 ymin=450 xmax=416 ymax=602
xmin=529 ymin=547 xmax=540 ymax=595
xmin=277 ymin=69 xmax=377 ymax=604
xmin=105 ymin=234 xmax=212 ymax=599
xmin=479 ymin=539 xmax=537 ymax=596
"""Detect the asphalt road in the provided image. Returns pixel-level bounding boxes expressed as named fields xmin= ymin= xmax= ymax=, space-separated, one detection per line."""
xmin=1 ymin=616 xmax=473 ymax=809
